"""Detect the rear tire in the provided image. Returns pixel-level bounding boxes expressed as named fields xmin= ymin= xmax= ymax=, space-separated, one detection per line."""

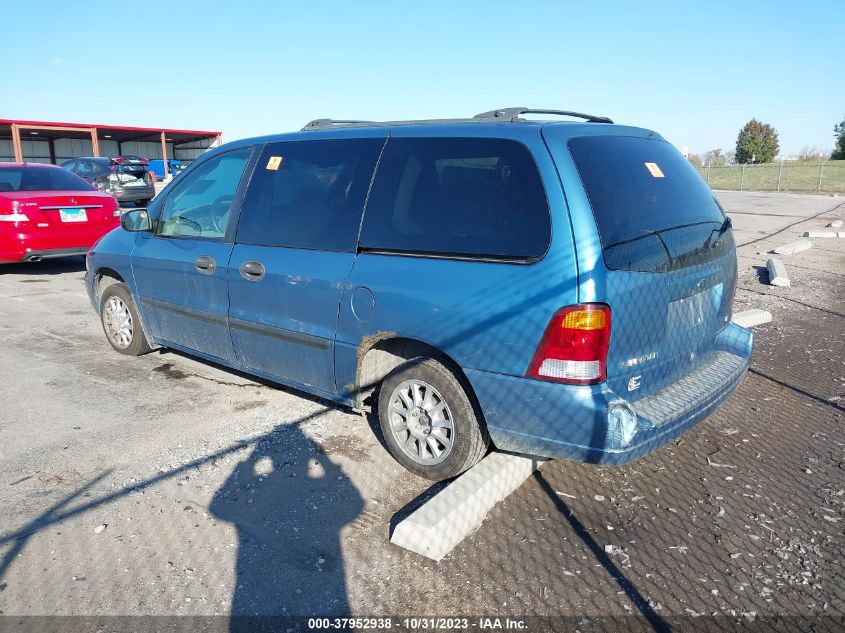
xmin=99 ymin=283 xmax=151 ymax=356
xmin=378 ymin=357 xmax=489 ymax=481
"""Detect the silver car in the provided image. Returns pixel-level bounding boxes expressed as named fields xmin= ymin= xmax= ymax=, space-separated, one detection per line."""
xmin=60 ymin=156 xmax=155 ymax=206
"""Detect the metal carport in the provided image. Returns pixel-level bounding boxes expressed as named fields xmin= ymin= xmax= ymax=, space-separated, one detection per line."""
xmin=0 ymin=119 xmax=221 ymax=179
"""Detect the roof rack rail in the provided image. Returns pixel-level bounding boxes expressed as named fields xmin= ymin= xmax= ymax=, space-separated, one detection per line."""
xmin=301 ymin=118 xmax=377 ymax=131
xmin=474 ymin=107 xmax=613 ymax=124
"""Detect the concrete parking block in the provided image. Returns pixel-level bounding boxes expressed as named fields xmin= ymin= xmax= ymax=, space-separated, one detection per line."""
xmin=391 ymin=452 xmax=545 ymax=561
xmin=732 ymin=309 xmax=773 ymax=328
xmin=766 ymin=258 xmax=790 ymax=287
xmin=827 ymin=219 xmax=843 ymax=228
xmin=772 ymin=239 xmax=813 ymax=255
xmin=801 ymin=230 xmax=838 ymax=238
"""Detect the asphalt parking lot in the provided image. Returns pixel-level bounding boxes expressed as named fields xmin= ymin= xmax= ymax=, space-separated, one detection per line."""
xmin=0 ymin=191 xmax=843 ymax=631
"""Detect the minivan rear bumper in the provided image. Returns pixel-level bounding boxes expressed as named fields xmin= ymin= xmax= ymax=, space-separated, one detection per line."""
xmin=465 ymin=322 xmax=753 ymax=465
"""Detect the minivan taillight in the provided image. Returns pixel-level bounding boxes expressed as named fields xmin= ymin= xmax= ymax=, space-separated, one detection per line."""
xmin=526 ymin=304 xmax=612 ymax=384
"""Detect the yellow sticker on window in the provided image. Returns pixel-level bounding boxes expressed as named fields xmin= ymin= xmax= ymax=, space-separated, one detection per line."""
xmin=644 ymin=162 xmax=664 ymax=178
xmin=266 ymin=156 xmax=283 ymax=171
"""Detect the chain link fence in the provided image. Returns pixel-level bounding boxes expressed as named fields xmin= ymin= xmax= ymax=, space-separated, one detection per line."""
xmin=694 ymin=160 xmax=845 ymax=194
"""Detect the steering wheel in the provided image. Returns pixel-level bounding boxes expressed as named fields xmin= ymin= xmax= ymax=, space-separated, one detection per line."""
xmin=210 ymin=195 xmax=234 ymax=234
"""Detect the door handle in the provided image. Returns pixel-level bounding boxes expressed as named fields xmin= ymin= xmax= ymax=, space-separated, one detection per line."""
xmin=239 ymin=260 xmax=265 ymax=281
xmin=194 ymin=255 xmax=216 ymax=275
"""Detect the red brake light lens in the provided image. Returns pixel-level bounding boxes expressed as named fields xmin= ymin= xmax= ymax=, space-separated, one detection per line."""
xmin=526 ymin=304 xmax=612 ymax=385
xmin=0 ymin=199 xmax=30 ymax=222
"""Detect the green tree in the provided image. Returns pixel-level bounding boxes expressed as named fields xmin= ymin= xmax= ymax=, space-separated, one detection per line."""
xmin=687 ymin=153 xmax=702 ymax=166
xmin=735 ymin=119 xmax=779 ymax=163
xmin=832 ymin=115 xmax=845 ymax=160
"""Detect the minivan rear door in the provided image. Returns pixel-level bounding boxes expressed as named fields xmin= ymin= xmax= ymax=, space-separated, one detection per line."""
xmin=227 ymin=136 xmax=386 ymax=394
xmin=543 ymin=128 xmax=736 ymax=399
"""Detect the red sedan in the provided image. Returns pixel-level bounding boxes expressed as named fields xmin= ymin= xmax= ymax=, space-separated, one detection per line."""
xmin=0 ymin=162 xmax=121 ymax=264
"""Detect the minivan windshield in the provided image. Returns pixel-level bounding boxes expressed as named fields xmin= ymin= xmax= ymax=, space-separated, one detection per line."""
xmin=0 ymin=167 xmax=95 ymax=192
xmin=568 ymin=135 xmax=724 ymax=248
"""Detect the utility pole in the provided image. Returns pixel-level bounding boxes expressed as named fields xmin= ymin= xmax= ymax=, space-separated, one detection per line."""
xmin=818 ymin=159 xmax=827 ymax=193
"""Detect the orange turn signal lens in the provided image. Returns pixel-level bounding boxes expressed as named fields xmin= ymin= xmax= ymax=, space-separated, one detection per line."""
xmin=561 ymin=309 xmax=607 ymax=330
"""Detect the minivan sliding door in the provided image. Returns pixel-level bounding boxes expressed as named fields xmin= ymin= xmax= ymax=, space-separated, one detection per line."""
xmin=227 ymin=136 xmax=386 ymax=394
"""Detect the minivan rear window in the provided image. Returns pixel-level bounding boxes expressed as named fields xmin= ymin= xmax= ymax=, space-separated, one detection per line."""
xmin=360 ymin=137 xmax=550 ymax=261
xmin=568 ymin=136 xmax=728 ymax=272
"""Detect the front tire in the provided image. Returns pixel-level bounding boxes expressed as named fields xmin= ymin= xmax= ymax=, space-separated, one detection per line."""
xmin=100 ymin=283 xmax=151 ymax=356
xmin=378 ymin=357 xmax=489 ymax=480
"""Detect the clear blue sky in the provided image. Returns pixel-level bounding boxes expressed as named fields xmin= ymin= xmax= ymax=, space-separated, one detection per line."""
xmin=2 ymin=1 xmax=842 ymax=157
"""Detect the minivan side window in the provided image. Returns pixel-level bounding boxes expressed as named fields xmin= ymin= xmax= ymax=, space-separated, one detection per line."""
xmin=360 ymin=137 xmax=550 ymax=260
xmin=158 ymin=148 xmax=252 ymax=239
xmin=236 ymin=139 xmax=384 ymax=252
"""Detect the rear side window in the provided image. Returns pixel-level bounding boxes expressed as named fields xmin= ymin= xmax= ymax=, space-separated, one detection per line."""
xmin=237 ymin=139 xmax=384 ymax=252
xmin=360 ymin=137 xmax=550 ymax=261
xmin=76 ymin=159 xmax=112 ymax=178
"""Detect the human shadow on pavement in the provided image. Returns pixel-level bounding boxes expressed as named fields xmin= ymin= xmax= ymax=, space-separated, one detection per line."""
xmin=209 ymin=423 xmax=363 ymax=631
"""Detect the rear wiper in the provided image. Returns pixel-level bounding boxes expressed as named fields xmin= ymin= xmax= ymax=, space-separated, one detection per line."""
xmin=706 ymin=217 xmax=732 ymax=249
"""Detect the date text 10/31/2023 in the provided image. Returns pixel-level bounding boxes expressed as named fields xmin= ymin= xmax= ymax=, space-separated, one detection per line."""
xmin=307 ymin=617 xmax=528 ymax=630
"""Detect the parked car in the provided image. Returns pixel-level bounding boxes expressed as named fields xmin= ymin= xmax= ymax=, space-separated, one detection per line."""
xmin=147 ymin=159 xmax=186 ymax=180
xmin=0 ymin=162 xmax=120 ymax=264
xmin=113 ymin=155 xmax=150 ymax=179
xmin=60 ymin=157 xmax=155 ymax=206
xmin=84 ymin=108 xmax=752 ymax=480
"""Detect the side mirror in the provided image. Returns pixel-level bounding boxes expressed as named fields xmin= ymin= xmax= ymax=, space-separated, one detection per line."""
xmin=120 ymin=209 xmax=153 ymax=232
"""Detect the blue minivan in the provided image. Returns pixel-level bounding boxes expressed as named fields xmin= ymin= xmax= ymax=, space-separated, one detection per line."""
xmin=85 ymin=108 xmax=752 ymax=480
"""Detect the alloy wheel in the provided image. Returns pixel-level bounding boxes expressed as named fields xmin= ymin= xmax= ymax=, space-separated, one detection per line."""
xmin=103 ymin=296 xmax=133 ymax=349
xmin=387 ymin=379 xmax=455 ymax=465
